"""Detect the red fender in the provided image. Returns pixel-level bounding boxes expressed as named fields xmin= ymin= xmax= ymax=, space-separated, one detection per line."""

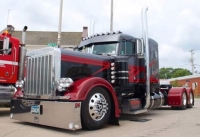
xmin=64 ymin=77 xmax=120 ymax=117
xmin=167 ymin=87 xmax=187 ymax=106
xmin=185 ymin=88 xmax=194 ymax=105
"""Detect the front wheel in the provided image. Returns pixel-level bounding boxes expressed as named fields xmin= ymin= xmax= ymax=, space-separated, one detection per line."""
xmin=81 ymin=87 xmax=111 ymax=130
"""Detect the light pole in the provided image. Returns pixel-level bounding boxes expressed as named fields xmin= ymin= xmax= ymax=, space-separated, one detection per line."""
xmin=57 ymin=0 xmax=63 ymax=48
xmin=189 ymin=49 xmax=195 ymax=74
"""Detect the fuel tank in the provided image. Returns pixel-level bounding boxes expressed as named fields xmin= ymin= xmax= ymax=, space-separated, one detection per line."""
xmin=148 ymin=92 xmax=165 ymax=109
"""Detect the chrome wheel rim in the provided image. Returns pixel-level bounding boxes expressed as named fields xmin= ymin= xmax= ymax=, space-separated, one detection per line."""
xmin=189 ymin=92 xmax=193 ymax=104
xmin=89 ymin=93 xmax=108 ymax=121
xmin=182 ymin=92 xmax=187 ymax=105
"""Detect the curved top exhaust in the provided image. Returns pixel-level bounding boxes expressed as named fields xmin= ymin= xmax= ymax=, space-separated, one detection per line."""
xmin=21 ymin=26 xmax=28 ymax=46
xmin=18 ymin=26 xmax=28 ymax=80
xmin=141 ymin=6 xmax=150 ymax=109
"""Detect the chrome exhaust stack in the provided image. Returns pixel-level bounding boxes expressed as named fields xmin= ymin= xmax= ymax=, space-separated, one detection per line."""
xmin=21 ymin=26 xmax=28 ymax=46
xmin=141 ymin=6 xmax=150 ymax=109
xmin=18 ymin=26 xmax=28 ymax=80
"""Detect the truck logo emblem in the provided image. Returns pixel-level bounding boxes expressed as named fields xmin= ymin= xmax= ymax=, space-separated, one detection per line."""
xmin=75 ymin=103 xmax=80 ymax=108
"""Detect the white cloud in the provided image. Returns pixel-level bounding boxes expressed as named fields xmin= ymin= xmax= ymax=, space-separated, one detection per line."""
xmin=159 ymin=44 xmax=190 ymax=68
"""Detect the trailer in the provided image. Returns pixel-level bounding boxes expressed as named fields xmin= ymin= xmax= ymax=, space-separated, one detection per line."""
xmin=8 ymin=6 xmax=194 ymax=130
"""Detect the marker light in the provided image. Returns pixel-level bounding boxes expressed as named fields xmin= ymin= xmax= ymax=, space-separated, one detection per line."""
xmin=15 ymin=80 xmax=24 ymax=88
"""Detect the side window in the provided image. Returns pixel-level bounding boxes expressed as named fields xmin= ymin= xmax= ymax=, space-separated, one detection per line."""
xmin=0 ymin=40 xmax=3 ymax=54
xmin=77 ymin=44 xmax=93 ymax=53
xmin=0 ymin=40 xmax=12 ymax=55
xmin=120 ymin=40 xmax=135 ymax=55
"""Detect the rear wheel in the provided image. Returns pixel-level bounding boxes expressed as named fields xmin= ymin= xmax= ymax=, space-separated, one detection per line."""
xmin=81 ymin=87 xmax=111 ymax=130
xmin=187 ymin=92 xmax=194 ymax=108
xmin=179 ymin=92 xmax=187 ymax=110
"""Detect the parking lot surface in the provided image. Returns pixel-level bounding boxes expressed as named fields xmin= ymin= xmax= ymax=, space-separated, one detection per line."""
xmin=1 ymin=98 xmax=200 ymax=137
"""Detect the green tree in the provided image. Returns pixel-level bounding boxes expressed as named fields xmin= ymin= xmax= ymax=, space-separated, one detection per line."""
xmin=159 ymin=67 xmax=192 ymax=79
xmin=171 ymin=80 xmax=182 ymax=87
xmin=159 ymin=67 xmax=174 ymax=79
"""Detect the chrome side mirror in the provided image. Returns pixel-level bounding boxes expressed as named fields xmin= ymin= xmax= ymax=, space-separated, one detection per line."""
xmin=136 ymin=39 xmax=144 ymax=55
xmin=3 ymin=37 xmax=9 ymax=50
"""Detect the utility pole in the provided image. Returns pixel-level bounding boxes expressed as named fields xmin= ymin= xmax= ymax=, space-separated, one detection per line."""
xmin=110 ymin=0 xmax=113 ymax=32
xmin=189 ymin=49 xmax=195 ymax=74
xmin=57 ymin=0 xmax=63 ymax=48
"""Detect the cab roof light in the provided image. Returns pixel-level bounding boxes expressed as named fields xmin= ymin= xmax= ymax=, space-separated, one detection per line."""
xmin=3 ymin=30 xmax=9 ymax=34
xmin=94 ymin=33 xmax=100 ymax=37
xmin=100 ymin=33 xmax=105 ymax=36
xmin=116 ymin=31 xmax=122 ymax=34
xmin=105 ymin=32 xmax=110 ymax=35
xmin=110 ymin=31 xmax=116 ymax=35
xmin=5 ymin=25 xmax=15 ymax=34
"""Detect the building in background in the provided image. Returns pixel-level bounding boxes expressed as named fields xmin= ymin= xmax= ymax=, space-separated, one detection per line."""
xmin=1 ymin=26 xmax=88 ymax=51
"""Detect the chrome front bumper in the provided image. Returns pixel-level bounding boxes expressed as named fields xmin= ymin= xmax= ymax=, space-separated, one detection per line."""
xmin=10 ymin=99 xmax=82 ymax=130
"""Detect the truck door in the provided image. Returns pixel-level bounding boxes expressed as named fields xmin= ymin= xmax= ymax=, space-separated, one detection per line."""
xmin=149 ymin=40 xmax=159 ymax=83
xmin=0 ymin=38 xmax=18 ymax=83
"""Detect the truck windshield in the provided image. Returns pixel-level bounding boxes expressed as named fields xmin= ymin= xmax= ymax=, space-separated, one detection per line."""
xmin=80 ymin=43 xmax=118 ymax=55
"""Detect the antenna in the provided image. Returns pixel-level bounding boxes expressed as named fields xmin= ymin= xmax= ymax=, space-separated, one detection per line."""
xmin=7 ymin=9 xmax=10 ymax=27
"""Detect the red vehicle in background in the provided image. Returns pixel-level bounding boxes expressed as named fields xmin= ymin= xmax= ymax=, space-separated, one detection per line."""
xmin=0 ymin=25 xmax=26 ymax=106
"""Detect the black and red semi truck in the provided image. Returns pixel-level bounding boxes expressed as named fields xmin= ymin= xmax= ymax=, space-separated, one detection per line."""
xmin=0 ymin=6 xmax=194 ymax=130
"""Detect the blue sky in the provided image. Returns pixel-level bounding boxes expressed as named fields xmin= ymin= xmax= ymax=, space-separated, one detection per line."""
xmin=1 ymin=0 xmax=200 ymax=73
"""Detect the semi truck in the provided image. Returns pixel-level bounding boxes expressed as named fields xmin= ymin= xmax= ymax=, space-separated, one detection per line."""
xmin=0 ymin=25 xmax=19 ymax=107
xmin=7 ymin=6 xmax=195 ymax=130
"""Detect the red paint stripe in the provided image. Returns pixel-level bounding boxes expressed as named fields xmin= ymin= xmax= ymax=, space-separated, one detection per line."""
xmin=129 ymin=65 xmax=146 ymax=82
xmin=61 ymin=54 xmax=159 ymax=83
xmin=61 ymin=54 xmax=111 ymax=75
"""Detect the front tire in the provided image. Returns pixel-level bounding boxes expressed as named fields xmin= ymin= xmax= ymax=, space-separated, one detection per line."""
xmin=81 ymin=87 xmax=111 ymax=130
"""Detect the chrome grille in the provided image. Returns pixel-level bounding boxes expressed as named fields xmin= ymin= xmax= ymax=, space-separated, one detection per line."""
xmin=25 ymin=54 xmax=53 ymax=96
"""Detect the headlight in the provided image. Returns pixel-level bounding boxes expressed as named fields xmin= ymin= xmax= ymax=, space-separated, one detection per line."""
xmin=56 ymin=78 xmax=73 ymax=92
xmin=15 ymin=80 xmax=24 ymax=88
